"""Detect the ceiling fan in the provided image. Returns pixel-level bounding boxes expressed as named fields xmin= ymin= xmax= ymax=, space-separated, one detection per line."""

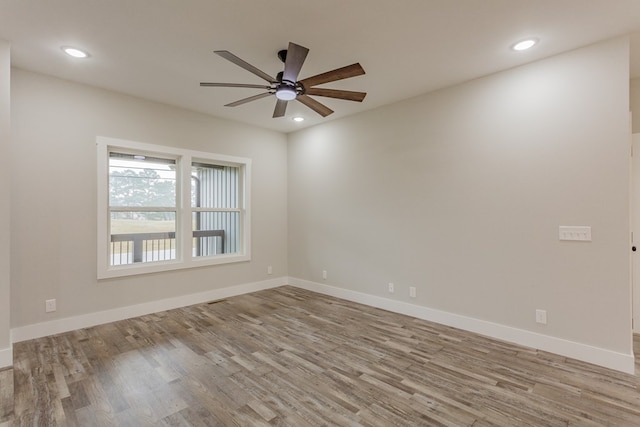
xmin=200 ymin=42 xmax=366 ymax=118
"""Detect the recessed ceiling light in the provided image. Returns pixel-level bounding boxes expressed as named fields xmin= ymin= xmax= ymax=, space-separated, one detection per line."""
xmin=512 ymin=39 xmax=538 ymax=51
xmin=61 ymin=46 xmax=90 ymax=58
xmin=292 ymin=116 xmax=305 ymax=122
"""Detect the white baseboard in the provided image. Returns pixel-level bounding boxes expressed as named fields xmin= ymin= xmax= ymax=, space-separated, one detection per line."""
xmin=10 ymin=276 xmax=635 ymax=374
xmin=11 ymin=276 xmax=288 ymax=344
xmin=0 ymin=345 xmax=12 ymax=368
xmin=289 ymin=277 xmax=636 ymax=374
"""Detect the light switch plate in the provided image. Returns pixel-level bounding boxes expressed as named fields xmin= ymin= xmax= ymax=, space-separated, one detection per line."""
xmin=559 ymin=226 xmax=591 ymax=241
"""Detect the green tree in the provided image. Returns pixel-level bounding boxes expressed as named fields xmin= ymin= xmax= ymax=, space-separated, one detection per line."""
xmin=109 ymin=168 xmax=175 ymax=220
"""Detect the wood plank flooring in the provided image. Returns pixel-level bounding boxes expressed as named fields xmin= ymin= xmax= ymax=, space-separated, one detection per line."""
xmin=3 ymin=285 xmax=640 ymax=426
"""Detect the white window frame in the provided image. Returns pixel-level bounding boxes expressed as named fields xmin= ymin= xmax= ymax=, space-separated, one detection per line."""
xmin=97 ymin=136 xmax=251 ymax=279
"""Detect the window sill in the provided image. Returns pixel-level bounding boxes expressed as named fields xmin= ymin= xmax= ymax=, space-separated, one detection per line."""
xmin=97 ymin=253 xmax=251 ymax=280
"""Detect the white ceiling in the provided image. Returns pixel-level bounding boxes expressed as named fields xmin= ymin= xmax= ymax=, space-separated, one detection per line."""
xmin=2 ymin=0 xmax=640 ymax=133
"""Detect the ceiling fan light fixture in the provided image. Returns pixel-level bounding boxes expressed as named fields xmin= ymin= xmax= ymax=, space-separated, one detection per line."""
xmin=275 ymin=86 xmax=297 ymax=101
xmin=292 ymin=116 xmax=305 ymax=122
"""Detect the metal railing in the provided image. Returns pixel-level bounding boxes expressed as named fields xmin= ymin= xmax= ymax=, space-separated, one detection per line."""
xmin=110 ymin=230 xmax=225 ymax=265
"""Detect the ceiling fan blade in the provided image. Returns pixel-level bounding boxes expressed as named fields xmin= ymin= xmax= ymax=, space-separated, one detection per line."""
xmin=305 ymin=88 xmax=366 ymax=102
xmin=200 ymin=82 xmax=271 ymax=89
xmin=225 ymin=92 xmax=272 ymax=107
xmin=282 ymin=42 xmax=309 ymax=83
xmin=215 ymin=50 xmax=276 ymax=83
xmin=296 ymin=94 xmax=334 ymax=117
xmin=299 ymin=63 xmax=365 ymax=88
xmin=273 ymin=99 xmax=288 ymax=118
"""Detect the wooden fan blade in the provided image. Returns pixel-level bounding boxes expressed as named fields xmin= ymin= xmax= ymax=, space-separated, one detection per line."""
xmin=200 ymin=82 xmax=271 ymax=89
xmin=296 ymin=94 xmax=334 ymax=117
xmin=305 ymin=88 xmax=366 ymax=102
xmin=299 ymin=63 xmax=365 ymax=88
xmin=225 ymin=92 xmax=272 ymax=107
xmin=282 ymin=42 xmax=309 ymax=83
xmin=273 ymin=99 xmax=288 ymax=118
xmin=215 ymin=50 xmax=276 ymax=83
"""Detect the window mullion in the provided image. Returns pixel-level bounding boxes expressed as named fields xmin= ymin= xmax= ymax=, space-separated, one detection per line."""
xmin=109 ymin=206 xmax=178 ymax=213
xmin=191 ymin=208 xmax=241 ymax=213
xmin=181 ymin=154 xmax=193 ymax=264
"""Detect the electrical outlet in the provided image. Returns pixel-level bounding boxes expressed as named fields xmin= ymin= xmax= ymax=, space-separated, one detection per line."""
xmin=322 ymin=270 xmax=327 ymax=280
xmin=45 ymin=299 xmax=56 ymax=313
xmin=409 ymin=286 xmax=417 ymax=298
xmin=267 ymin=265 xmax=272 ymax=275
xmin=388 ymin=282 xmax=395 ymax=293
xmin=535 ymin=309 xmax=547 ymax=325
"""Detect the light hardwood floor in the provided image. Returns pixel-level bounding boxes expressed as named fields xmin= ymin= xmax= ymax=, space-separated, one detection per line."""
xmin=2 ymin=285 xmax=640 ymax=426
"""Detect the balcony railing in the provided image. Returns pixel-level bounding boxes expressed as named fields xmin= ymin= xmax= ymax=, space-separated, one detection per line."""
xmin=110 ymin=230 xmax=225 ymax=265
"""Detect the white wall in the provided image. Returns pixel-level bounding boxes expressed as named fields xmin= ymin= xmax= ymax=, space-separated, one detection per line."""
xmin=10 ymin=69 xmax=288 ymax=332
xmin=0 ymin=41 xmax=11 ymax=368
xmin=631 ymin=78 xmax=640 ymax=132
xmin=632 ymin=79 xmax=640 ymax=333
xmin=288 ymin=38 xmax=632 ymax=366
xmin=632 ymin=134 xmax=640 ymax=335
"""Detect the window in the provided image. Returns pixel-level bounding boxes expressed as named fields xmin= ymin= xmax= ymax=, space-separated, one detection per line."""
xmin=191 ymin=162 xmax=240 ymax=257
xmin=97 ymin=137 xmax=251 ymax=279
xmin=109 ymin=153 xmax=177 ymax=265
